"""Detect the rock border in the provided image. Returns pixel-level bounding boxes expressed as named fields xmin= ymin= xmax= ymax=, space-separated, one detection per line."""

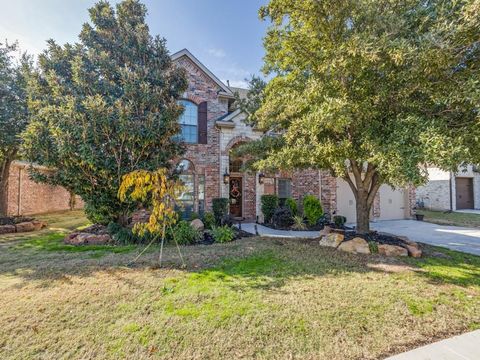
xmin=319 ymin=226 xmax=422 ymax=257
xmin=0 ymin=220 xmax=47 ymax=235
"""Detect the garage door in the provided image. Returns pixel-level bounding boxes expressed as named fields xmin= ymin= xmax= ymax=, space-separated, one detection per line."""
xmin=336 ymin=178 xmax=357 ymax=223
xmin=456 ymin=177 xmax=474 ymax=209
xmin=337 ymin=179 xmax=407 ymax=222
xmin=378 ymin=185 xmax=407 ymax=220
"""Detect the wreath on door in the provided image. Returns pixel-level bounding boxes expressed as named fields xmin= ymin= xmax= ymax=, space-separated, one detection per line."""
xmin=230 ymin=180 xmax=241 ymax=199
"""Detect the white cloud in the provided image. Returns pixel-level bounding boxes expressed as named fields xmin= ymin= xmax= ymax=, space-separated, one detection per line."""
xmin=207 ymin=47 xmax=226 ymax=58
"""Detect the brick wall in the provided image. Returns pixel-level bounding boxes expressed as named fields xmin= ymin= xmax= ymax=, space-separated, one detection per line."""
xmin=6 ymin=161 xmax=84 ymax=216
xmin=174 ymin=55 xmax=229 ymax=213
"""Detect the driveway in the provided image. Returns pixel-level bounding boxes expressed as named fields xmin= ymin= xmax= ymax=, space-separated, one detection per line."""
xmin=371 ymin=220 xmax=480 ymax=256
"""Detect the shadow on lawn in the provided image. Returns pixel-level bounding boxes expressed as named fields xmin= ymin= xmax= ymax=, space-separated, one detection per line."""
xmin=1 ymin=232 xmax=479 ymax=291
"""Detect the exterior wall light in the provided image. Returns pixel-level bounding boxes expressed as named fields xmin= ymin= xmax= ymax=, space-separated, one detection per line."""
xmin=258 ymin=173 xmax=265 ymax=185
xmin=223 ymin=169 xmax=230 ymax=184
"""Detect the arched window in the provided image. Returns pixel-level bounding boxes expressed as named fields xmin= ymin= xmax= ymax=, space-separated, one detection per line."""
xmin=175 ymin=159 xmax=205 ymax=217
xmin=178 ymin=100 xmax=198 ymax=144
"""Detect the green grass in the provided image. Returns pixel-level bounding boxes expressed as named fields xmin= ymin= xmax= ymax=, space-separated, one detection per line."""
xmin=15 ymin=232 xmax=136 ymax=255
xmin=0 ymin=211 xmax=479 ymax=359
xmin=417 ymin=209 xmax=480 ymax=228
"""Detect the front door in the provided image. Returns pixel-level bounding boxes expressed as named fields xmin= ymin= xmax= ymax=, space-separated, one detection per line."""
xmin=456 ymin=177 xmax=474 ymax=209
xmin=229 ymin=177 xmax=243 ymax=218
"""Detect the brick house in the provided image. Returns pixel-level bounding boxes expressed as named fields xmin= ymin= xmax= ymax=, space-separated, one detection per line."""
xmin=171 ymin=49 xmax=415 ymax=222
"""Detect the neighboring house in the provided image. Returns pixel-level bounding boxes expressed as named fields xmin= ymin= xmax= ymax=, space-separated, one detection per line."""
xmin=416 ymin=164 xmax=480 ymax=211
xmin=171 ymin=49 xmax=415 ymax=222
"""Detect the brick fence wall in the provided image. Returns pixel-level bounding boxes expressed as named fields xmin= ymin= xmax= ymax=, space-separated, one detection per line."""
xmin=6 ymin=161 xmax=84 ymax=216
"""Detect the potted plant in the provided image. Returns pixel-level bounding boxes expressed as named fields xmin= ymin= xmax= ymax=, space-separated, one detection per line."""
xmin=413 ymin=208 xmax=424 ymax=221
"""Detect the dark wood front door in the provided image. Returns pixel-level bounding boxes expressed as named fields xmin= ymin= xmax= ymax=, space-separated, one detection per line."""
xmin=229 ymin=177 xmax=243 ymax=218
xmin=456 ymin=177 xmax=474 ymax=209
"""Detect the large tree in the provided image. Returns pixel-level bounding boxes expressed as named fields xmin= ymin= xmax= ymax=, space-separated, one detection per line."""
xmin=23 ymin=0 xmax=188 ymax=224
xmin=239 ymin=0 xmax=480 ymax=232
xmin=0 ymin=42 xmax=31 ymax=216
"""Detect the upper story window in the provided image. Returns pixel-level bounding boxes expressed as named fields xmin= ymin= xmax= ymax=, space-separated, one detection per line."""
xmin=178 ymin=100 xmax=198 ymax=144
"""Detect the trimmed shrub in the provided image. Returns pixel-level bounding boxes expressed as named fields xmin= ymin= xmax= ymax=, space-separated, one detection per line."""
xmin=285 ymin=198 xmax=298 ymax=216
xmin=333 ymin=215 xmax=347 ymax=228
xmin=261 ymin=194 xmax=279 ymax=223
xmin=272 ymin=207 xmax=294 ymax=228
xmin=303 ymin=195 xmax=323 ymax=226
xmin=210 ymin=225 xmax=236 ymax=243
xmin=202 ymin=212 xmax=216 ymax=230
xmin=171 ymin=220 xmax=201 ymax=245
xmin=212 ymin=198 xmax=229 ymax=225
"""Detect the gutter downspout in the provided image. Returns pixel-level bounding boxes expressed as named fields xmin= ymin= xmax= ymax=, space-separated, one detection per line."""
xmin=449 ymin=171 xmax=453 ymax=211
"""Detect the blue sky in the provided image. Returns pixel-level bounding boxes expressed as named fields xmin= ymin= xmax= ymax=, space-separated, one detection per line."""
xmin=0 ymin=0 xmax=269 ymax=87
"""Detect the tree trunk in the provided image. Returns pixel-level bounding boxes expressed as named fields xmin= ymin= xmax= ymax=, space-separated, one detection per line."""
xmin=343 ymin=160 xmax=382 ymax=234
xmin=0 ymin=158 xmax=13 ymax=217
xmin=355 ymin=190 xmax=371 ymax=234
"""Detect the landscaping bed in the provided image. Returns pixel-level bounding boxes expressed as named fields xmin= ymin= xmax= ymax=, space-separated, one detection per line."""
xmin=0 ymin=216 xmax=47 ymax=234
xmin=320 ymin=226 xmax=422 ymax=258
xmin=1 ymin=212 xmax=479 ymax=360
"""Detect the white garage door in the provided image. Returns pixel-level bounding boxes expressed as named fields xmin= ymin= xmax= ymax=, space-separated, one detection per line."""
xmin=336 ymin=178 xmax=357 ymax=223
xmin=336 ymin=179 xmax=407 ymax=222
xmin=378 ymin=185 xmax=407 ymax=220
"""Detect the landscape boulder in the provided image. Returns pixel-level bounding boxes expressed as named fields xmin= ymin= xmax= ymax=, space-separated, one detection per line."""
xmin=32 ymin=220 xmax=47 ymax=231
xmin=190 ymin=218 xmax=205 ymax=232
xmin=64 ymin=233 xmax=113 ymax=246
xmin=338 ymin=237 xmax=370 ymax=254
xmin=319 ymin=233 xmax=344 ymax=248
xmin=402 ymin=242 xmax=422 ymax=258
xmin=15 ymin=221 xmax=36 ymax=233
xmin=0 ymin=225 xmax=16 ymax=234
xmin=378 ymin=244 xmax=408 ymax=257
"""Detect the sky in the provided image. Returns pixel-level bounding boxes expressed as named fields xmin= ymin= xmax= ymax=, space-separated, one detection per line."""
xmin=0 ymin=0 xmax=269 ymax=88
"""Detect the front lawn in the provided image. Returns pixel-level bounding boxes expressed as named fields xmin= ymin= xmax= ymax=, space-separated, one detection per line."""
xmin=417 ymin=209 xmax=480 ymax=228
xmin=0 ymin=212 xmax=479 ymax=359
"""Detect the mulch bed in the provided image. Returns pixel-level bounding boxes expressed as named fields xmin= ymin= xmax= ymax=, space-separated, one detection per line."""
xmin=197 ymin=227 xmax=254 ymax=246
xmin=341 ymin=229 xmax=409 ymax=247
xmin=262 ymin=223 xmax=328 ymax=231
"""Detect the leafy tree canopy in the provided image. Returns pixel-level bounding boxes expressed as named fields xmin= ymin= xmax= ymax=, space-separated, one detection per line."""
xmin=23 ymin=0 xmax=188 ymax=224
xmin=0 ymin=42 xmax=31 ymax=216
xmin=239 ymin=0 xmax=480 ymax=232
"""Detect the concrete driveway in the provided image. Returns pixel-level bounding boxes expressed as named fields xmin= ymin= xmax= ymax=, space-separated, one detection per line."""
xmin=371 ymin=220 xmax=480 ymax=256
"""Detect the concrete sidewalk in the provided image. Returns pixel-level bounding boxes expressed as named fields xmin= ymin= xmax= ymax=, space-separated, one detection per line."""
xmin=386 ymin=330 xmax=480 ymax=360
xmin=371 ymin=220 xmax=480 ymax=256
xmin=239 ymin=223 xmax=319 ymax=239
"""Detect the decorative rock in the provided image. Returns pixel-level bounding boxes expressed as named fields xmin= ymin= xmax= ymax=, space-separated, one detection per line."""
xmin=338 ymin=237 xmax=370 ymax=254
xmin=319 ymin=233 xmax=344 ymax=248
xmin=64 ymin=233 xmax=113 ymax=246
xmin=190 ymin=218 xmax=205 ymax=232
xmin=404 ymin=244 xmax=422 ymax=258
xmin=378 ymin=244 xmax=408 ymax=257
xmin=32 ymin=220 xmax=47 ymax=231
xmin=15 ymin=221 xmax=36 ymax=233
xmin=0 ymin=225 xmax=16 ymax=234
xmin=319 ymin=225 xmax=332 ymax=237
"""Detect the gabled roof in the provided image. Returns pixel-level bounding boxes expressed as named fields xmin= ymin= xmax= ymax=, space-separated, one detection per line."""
xmin=171 ymin=49 xmax=234 ymax=98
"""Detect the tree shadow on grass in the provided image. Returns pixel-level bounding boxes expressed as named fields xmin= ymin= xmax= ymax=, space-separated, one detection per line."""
xmin=1 ymin=234 xmax=479 ymax=291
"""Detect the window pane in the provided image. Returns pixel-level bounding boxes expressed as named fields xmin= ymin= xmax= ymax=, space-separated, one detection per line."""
xmin=278 ymin=179 xmax=291 ymax=198
xmin=198 ymin=175 xmax=205 ymax=214
xmin=178 ymin=100 xmax=198 ymax=143
xmin=178 ymin=175 xmax=195 ymax=202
